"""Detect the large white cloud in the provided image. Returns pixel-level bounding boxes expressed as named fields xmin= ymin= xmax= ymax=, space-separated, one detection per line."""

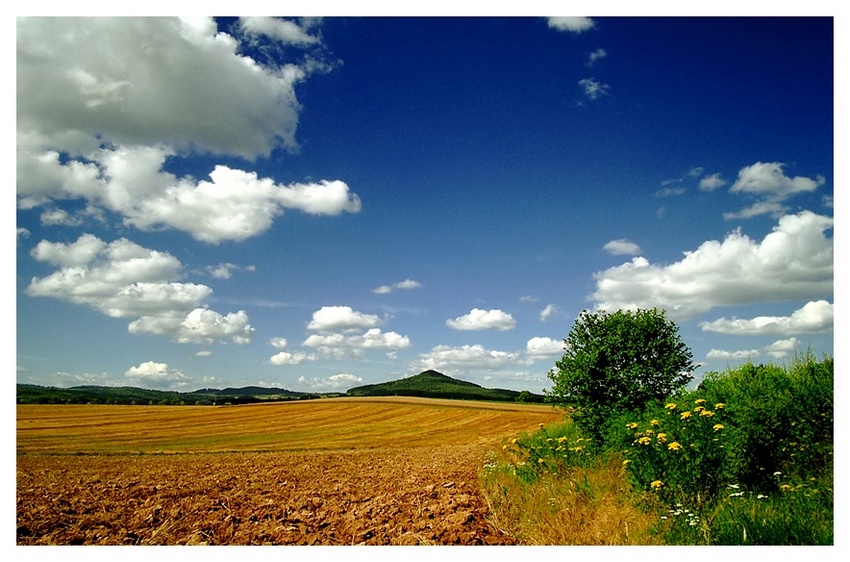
xmin=446 ymin=308 xmax=516 ymax=331
xmin=16 ymin=17 xmax=360 ymax=243
xmin=700 ymin=300 xmax=833 ymax=336
xmin=26 ymin=234 xmax=254 ymax=344
xmin=17 ymin=17 xmax=304 ymax=157
xmin=590 ymin=211 xmax=833 ymax=320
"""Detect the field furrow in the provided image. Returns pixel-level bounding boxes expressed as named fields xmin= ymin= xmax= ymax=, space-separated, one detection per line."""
xmin=17 ymin=397 xmax=562 ymax=545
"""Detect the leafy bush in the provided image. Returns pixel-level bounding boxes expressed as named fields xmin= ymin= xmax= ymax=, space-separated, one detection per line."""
xmin=547 ymin=308 xmax=696 ymax=443
xmin=613 ymin=396 xmax=731 ymax=503
xmin=614 ymin=353 xmax=833 ymax=499
xmin=486 ymin=351 xmax=833 ymax=545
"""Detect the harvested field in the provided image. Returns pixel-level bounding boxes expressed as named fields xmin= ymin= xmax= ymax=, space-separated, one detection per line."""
xmin=17 ymin=397 xmax=562 ymax=545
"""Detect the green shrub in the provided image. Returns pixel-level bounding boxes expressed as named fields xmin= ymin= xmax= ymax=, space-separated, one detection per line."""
xmin=485 ymin=352 xmax=833 ymax=545
xmin=697 ymin=351 xmax=833 ymax=489
xmin=547 ymin=308 xmax=696 ymax=444
xmin=613 ymin=396 xmax=731 ymax=503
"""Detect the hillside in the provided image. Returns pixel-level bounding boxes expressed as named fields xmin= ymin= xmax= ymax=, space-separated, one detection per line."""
xmin=346 ymin=370 xmax=545 ymax=403
xmin=16 ymin=383 xmax=316 ymax=405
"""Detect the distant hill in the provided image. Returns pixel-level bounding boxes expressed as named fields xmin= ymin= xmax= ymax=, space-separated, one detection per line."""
xmin=346 ymin=370 xmax=546 ymax=403
xmin=16 ymin=383 xmax=317 ymax=405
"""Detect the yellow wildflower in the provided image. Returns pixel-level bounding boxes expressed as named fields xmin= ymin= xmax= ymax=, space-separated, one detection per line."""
xmin=637 ymin=436 xmax=652 ymax=445
xmin=511 ymin=438 xmax=518 ymax=444
xmin=680 ymin=411 xmax=692 ymax=420
xmin=699 ymin=409 xmax=715 ymax=417
xmin=693 ymin=405 xmax=705 ymax=413
xmin=665 ymin=403 xmax=677 ymax=410
xmin=656 ymin=433 xmax=668 ymax=443
xmin=622 ymin=459 xmax=631 ymax=466
xmin=538 ymin=458 xmax=545 ymax=464
xmin=557 ymin=436 xmax=568 ymax=443
xmin=713 ymin=423 xmax=724 ymax=432
xmin=645 ymin=429 xmax=654 ymax=436
xmin=650 ymin=419 xmax=660 ymax=427
xmin=715 ymin=403 xmax=725 ymax=409
xmin=626 ymin=422 xmax=639 ymax=430
xmin=570 ymin=446 xmax=583 ymax=452
xmin=694 ymin=398 xmax=706 ymax=405
xmin=651 ymin=480 xmax=664 ymax=489
xmin=668 ymin=441 xmax=682 ymax=451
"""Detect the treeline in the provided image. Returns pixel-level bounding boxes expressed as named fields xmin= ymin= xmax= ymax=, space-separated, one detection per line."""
xmin=18 ymin=370 xmax=547 ymax=406
xmin=16 ymin=383 xmax=321 ymax=405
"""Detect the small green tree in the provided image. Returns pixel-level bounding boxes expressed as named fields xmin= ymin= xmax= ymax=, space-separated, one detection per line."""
xmin=547 ymin=308 xmax=696 ymax=443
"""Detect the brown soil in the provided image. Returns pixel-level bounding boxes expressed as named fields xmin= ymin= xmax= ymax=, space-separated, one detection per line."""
xmin=16 ymin=444 xmax=516 ymax=545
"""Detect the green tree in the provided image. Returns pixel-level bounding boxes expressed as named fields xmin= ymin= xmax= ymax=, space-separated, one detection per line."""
xmin=547 ymin=308 xmax=696 ymax=443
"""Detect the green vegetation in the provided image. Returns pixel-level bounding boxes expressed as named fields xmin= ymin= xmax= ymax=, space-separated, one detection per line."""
xmin=346 ymin=370 xmax=546 ymax=403
xmin=16 ymin=383 xmax=319 ymax=405
xmin=18 ymin=370 xmax=544 ymax=406
xmin=546 ymin=308 xmax=695 ymax=443
xmin=482 ymin=351 xmax=834 ymax=545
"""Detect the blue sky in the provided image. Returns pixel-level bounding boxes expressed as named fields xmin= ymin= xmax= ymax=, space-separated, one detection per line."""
xmin=15 ymin=15 xmax=836 ymax=394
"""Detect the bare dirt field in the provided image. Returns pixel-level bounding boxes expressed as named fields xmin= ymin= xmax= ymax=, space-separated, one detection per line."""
xmin=17 ymin=398 xmax=562 ymax=545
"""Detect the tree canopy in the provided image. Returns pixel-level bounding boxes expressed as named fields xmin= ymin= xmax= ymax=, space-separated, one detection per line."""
xmin=547 ymin=308 xmax=696 ymax=442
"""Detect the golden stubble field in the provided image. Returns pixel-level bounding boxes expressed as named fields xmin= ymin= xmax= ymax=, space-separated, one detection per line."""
xmin=17 ymin=397 xmax=562 ymax=545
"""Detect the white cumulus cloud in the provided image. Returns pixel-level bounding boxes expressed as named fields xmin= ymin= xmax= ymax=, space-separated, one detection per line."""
xmin=446 ymin=308 xmax=516 ymax=331
xmin=764 ymin=337 xmax=801 ymax=359
xmin=526 ymin=337 xmax=564 ymax=359
xmin=303 ymin=328 xmax=411 ymax=360
xmin=700 ymin=300 xmax=833 ymax=336
xmin=412 ymin=344 xmax=526 ymax=373
xmin=706 ymin=337 xmax=803 ymax=363
xmin=307 ymin=306 xmax=384 ymax=332
xmin=725 ymin=162 xmax=826 ymax=219
xmin=699 ymin=173 xmax=727 ymax=191
xmin=27 ymin=233 xmax=254 ymax=344
xmin=269 ymin=351 xmax=315 ymax=366
xmin=591 ymin=211 xmax=833 ymax=320
xmin=706 ymin=348 xmax=760 ymax=361
xmin=125 ymin=361 xmax=189 ymax=387
xmin=16 ymin=17 xmax=360 ymax=243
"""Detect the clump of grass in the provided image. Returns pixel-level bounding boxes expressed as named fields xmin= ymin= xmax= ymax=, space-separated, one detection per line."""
xmin=702 ymin=471 xmax=834 ymax=545
xmin=480 ymin=423 xmax=661 ymax=545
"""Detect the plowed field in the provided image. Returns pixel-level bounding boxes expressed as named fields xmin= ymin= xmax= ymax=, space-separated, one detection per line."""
xmin=17 ymin=397 xmax=562 ymax=545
